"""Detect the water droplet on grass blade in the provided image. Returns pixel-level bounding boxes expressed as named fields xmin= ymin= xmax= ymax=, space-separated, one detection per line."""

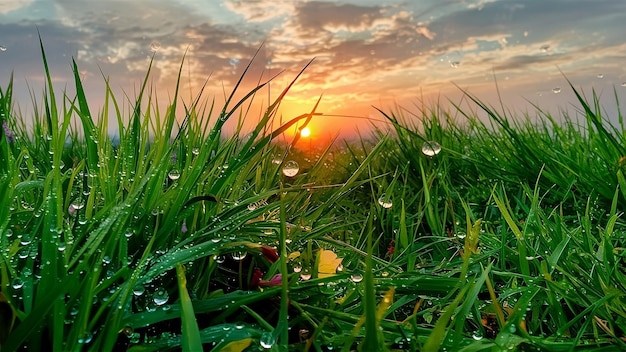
xmin=350 ymin=273 xmax=363 ymax=283
xmin=133 ymin=284 xmax=145 ymax=296
xmin=153 ymin=289 xmax=169 ymax=306
xmin=472 ymin=331 xmax=483 ymax=340
xmin=168 ymin=169 xmax=181 ymax=180
xmin=78 ymin=332 xmax=93 ymax=344
xmin=282 ymin=160 xmax=299 ymax=177
xmin=150 ymin=41 xmax=161 ymax=51
xmin=12 ymin=277 xmax=24 ymax=289
xmin=231 ymin=251 xmax=247 ymax=261
xmin=377 ymin=194 xmax=393 ymax=209
xmin=552 ymin=87 xmax=561 ymax=94
xmin=422 ymin=141 xmax=441 ymax=156
xmin=300 ymin=269 xmax=312 ymax=281
xmin=20 ymin=234 xmax=32 ymax=246
xmin=0 ymin=46 xmax=6 ymax=52
xmin=260 ymin=331 xmax=275 ymax=348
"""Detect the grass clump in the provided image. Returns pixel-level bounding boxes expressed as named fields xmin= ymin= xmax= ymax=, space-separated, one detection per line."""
xmin=1 ymin=39 xmax=626 ymax=352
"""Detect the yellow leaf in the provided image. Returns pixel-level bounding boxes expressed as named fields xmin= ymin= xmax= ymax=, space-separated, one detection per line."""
xmin=288 ymin=251 xmax=301 ymax=261
xmin=317 ymin=248 xmax=343 ymax=278
xmin=376 ymin=287 xmax=395 ymax=321
xmin=217 ymin=337 xmax=252 ymax=352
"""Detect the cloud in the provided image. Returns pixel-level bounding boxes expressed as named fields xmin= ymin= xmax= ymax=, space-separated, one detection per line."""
xmin=224 ymin=0 xmax=294 ymax=22
xmin=2 ymin=0 xmax=626 ymax=137
xmin=0 ymin=0 xmax=33 ymax=14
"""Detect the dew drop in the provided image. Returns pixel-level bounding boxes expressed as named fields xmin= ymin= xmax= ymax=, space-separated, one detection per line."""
xmin=597 ymin=73 xmax=604 ymax=79
xmin=0 ymin=45 xmax=6 ymax=52
xmin=552 ymin=87 xmax=561 ymax=94
xmin=377 ymin=194 xmax=393 ymax=209
xmin=20 ymin=234 xmax=32 ymax=246
xmin=77 ymin=332 xmax=93 ymax=344
xmin=71 ymin=199 xmax=85 ymax=211
xmin=293 ymin=266 xmax=302 ymax=273
xmin=150 ymin=41 xmax=161 ymax=51
xmin=472 ymin=331 xmax=483 ymax=340
xmin=539 ymin=44 xmax=550 ymax=53
xmin=231 ymin=251 xmax=247 ymax=261
xmin=282 ymin=160 xmax=299 ymax=177
xmin=421 ymin=141 xmax=442 ymax=156
xmin=132 ymin=284 xmax=145 ymax=296
xmin=191 ymin=147 xmax=200 ymax=156
xmin=12 ymin=277 xmax=24 ymax=289
xmin=350 ymin=273 xmax=363 ymax=283
xmin=300 ymin=269 xmax=312 ymax=281
xmin=259 ymin=331 xmax=275 ymax=348
xmin=450 ymin=61 xmax=460 ymax=68
xmin=168 ymin=169 xmax=181 ymax=180
xmin=153 ymin=289 xmax=169 ymax=306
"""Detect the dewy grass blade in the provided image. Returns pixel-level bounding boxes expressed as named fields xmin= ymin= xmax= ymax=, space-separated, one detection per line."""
xmin=70 ymin=58 xmax=98 ymax=172
xmin=176 ymin=264 xmax=203 ymax=351
xmin=492 ymin=186 xmax=531 ymax=279
xmin=422 ymin=285 xmax=470 ymax=352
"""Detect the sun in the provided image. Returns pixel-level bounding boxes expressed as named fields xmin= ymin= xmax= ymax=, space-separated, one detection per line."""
xmin=300 ymin=127 xmax=311 ymax=138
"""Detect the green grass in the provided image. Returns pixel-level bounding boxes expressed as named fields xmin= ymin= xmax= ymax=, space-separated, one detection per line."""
xmin=1 ymin=40 xmax=626 ymax=351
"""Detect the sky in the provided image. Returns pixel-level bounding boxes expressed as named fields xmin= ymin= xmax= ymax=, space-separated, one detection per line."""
xmin=1 ymin=0 xmax=626 ymax=141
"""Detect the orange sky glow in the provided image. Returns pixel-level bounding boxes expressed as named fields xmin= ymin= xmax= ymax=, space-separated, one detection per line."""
xmin=2 ymin=0 xmax=626 ymax=144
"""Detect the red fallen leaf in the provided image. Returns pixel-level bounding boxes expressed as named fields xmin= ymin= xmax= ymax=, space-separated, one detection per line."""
xmin=386 ymin=240 xmax=396 ymax=259
xmin=249 ymin=268 xmax=264 ymax=289
xmin=259 ymin=274 xmax=283 ymax=287
xmin=261 ymin=245 xmax=279 ymax=263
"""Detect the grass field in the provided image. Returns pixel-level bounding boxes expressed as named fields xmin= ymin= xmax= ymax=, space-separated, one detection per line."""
xmin=1 ymin=42 xmax=626 ymax=351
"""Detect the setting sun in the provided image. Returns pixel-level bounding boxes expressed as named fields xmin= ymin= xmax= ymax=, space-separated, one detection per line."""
xmin=300 ymin=127 xmax=311 ymax=138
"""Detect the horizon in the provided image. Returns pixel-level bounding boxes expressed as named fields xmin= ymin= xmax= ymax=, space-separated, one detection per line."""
xmin=1 ymin=0 xmax=626 ymax=142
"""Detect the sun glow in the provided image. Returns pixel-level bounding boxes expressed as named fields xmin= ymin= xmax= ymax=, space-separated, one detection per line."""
xmin=300 ymin=127 xmax=311 ymax=138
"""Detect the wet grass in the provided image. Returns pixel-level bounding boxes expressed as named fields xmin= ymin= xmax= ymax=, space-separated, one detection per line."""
xmin=1 ymin=42 xmax=626 ymax=351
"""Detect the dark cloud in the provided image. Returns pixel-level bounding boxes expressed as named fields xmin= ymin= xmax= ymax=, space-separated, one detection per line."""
xmin=295 ymin=1 xmax=382 ymax=31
